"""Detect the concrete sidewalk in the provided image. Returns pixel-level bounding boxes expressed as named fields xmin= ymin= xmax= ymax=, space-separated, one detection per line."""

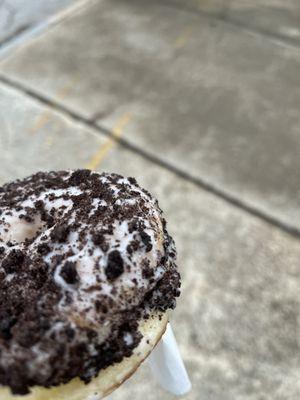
xmin=0 ymin=1 xmax=300 ymax=399
xmin=0 ymin=0 xmax=73 ymax=46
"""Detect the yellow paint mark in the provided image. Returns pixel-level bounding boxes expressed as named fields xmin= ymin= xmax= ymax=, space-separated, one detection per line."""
xmin=174 ymin=27 xmax=193 ymax=49
xmin=45 ymin=135 xmax=55 ymax=147
xmin=28 ymin=76 xmax=78 ymax=135
xmin=29 ymin=112 xmax=52 ymax=134
xmin=86 ymin=113 xmax=132 ymax=170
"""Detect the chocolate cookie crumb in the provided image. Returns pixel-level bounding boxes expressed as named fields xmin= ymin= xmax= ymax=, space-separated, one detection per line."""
xmin=60 ymin=261 xmax=79 ymax=284
xmin=69 ymin=169 xmax=91 ymax=186
xmin=105 ymin=250 xmax=124 ymax=281
xmin=1 ymin=249 xmax=24 ymax=274
xmin=50 ymin=224 xmax=70 ymax=243
xmin=92 ymin=233 xmax=109 ymax=252
xmin=140 ymin=231 xmax=153 ymax=252
xmin=0 ymin=313 xmax=16 ymax=340
xmin=37 ymin=243 xmax=50 ymax=255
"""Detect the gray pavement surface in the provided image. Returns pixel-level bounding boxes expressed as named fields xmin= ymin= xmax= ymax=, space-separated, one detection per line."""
xmin=228 ymin=0 xmax=300 ymax=41
xmin=169 ymin=0 xmax=300 ymax=43
xmin=0 ymin=0 xmax=73 ymax=46
xmin=0 ymin=1 xmax=300 ymax=399
xmin=1 ymin=0 xmax=300 ymax=232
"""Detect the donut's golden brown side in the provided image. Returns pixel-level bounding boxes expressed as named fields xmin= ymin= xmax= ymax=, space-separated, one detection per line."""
xmin=0 ymin=312 xmax=168 ymax=400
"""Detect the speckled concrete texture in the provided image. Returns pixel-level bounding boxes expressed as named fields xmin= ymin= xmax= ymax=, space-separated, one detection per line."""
xmin=1 ymin=0 xmax=299 ymax=231
xmin=169 ymin=0 xmax=300 ymax=42
xmin=0 ymin=0 xmax=73 ymax=45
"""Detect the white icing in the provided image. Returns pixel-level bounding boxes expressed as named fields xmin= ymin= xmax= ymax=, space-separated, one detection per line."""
xmin=0 ymin=172 xmax=167 ymax=348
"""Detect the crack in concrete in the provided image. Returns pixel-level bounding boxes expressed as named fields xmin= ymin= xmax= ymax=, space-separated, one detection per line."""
xmin=0 ymin=24 xmax=29 ymax=47
xmin=161 ymin=0 xmax=300 ymax=50
xmin=0 ymin=73 xmax=299 ymax=240
xmin=0 ymin=0 xmax=96 ymax=57
xmin=0 ymin=0 xmax=31 ymax=48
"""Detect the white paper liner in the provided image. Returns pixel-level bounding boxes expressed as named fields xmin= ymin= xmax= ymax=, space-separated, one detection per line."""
xmin=148 ymin=323 xmax=191 ymax=396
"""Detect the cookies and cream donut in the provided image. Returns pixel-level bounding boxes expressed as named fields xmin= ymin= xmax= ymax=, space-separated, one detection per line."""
xmin=0 ymin=170 xmax=180 ymax=399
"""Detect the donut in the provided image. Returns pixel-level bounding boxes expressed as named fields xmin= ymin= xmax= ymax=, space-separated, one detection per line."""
xmin=0 ymin=170 xmax=180 ymax=399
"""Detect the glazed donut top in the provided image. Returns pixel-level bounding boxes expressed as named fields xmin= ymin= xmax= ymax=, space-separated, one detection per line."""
xmin=0 ymin=170 xmax=180 ymax=395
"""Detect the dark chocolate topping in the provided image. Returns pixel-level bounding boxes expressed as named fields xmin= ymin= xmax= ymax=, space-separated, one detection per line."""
xmin=105 ymin=250 xmax=124 ymax=281
xmin=0 ymin=170 xmax=180 ymax=394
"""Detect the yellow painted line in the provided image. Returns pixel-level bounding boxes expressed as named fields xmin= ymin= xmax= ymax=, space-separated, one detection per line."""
xmin=45 ymin=135 xmax=55 ymax=147
xmin=28 ymin=76 xmax=78 ymax=135
xmin=85 ymin=113 xmax=132 ymax=170
xmin=174 ymin=27 xmax=194 ymax=49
